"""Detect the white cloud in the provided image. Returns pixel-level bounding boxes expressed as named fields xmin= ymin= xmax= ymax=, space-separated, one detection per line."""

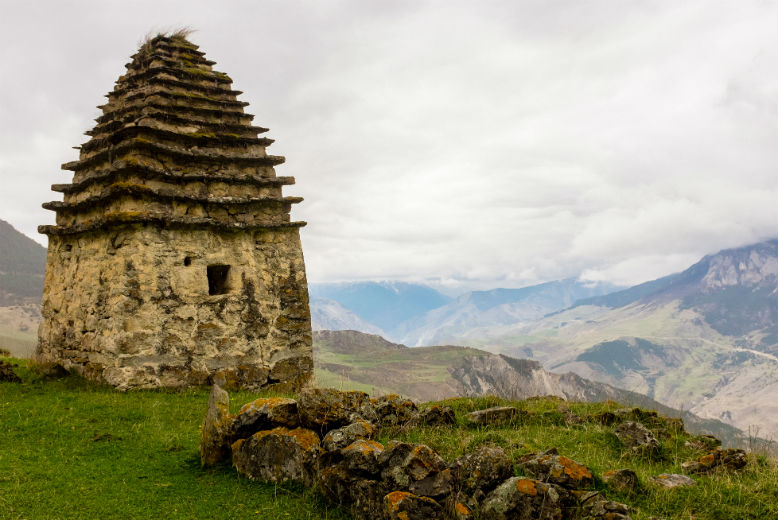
xmin=0 ymin=0 xmax=775 ymax=290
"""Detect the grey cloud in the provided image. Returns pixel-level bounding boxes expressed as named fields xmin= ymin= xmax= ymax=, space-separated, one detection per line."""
xmin=0 ymin=0 xmax=775 ymax=290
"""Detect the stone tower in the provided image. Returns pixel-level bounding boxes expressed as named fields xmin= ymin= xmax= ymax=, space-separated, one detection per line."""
xmin=36 ymin=33 xmax=313 ymax=390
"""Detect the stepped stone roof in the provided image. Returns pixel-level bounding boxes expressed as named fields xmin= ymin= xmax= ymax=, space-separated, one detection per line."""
xmin=40 ymin=33 xmax=304 ymax=236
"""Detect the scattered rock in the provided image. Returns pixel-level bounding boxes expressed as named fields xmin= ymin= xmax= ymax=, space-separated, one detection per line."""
xmin=448 ymin=500 xmax=474 ymax=519
xmin=574 ymin=490 xmax=632 ymax=519
xmin=231 ymin=427 xmax=321 ymax=486
xmin=232 ymin=397 xmax=298 ymax=439
xmin=602 ymin=468 xmax=640 ymax=493
xmin=681 ymin=448 xmax=747 ymax=474
xmin=0 ymin=360 xmax=22 ymax=383
xmin=317 ymin=465 xmax=358 ymax=505
xmin=517 ymin=448 xmax=594 ymax=489
xmin=410 ymin=467 xmax=455 ymax=499
xmin=199 ymin=384 xmax=235 ymax=466
xmin=614 ymin=408 xmax=685 ymax=437
xmin=684 ymin=434 xmax=721 ymax=451
xmin=322 ymin=419 xmax=377 ymax=452
xmin=372 ymin=394 xmax=417 ymax=425
xmin=480 ymin=477 xmax=573 ymax=520
xmin=449 ymin=444 xmax=513 ymax=495
xmin=383 ymin=490 xmax=444 ymax=520
xmin=341 ymin=439 xmax=385 ymax=476
xmin=349 ymin=478 xmax=389 ymax=519
xmin=317 ymin=465 xmax=387 ymax=519
xmin=563 ymin=410 xmax=584 ymax=425
xmin=297 ymin=388 xmax=373 ymax=432
xmin=417 ymin=405 xmax=456 ymax=426
xmin=650 ymin=473 xmax=696 ymax=488
xmin=380 ymin=441 xmax=448 ymax=491
xmin=614 ymin=421 xmax=661 ymax=457
xmin=465 ymin=406 xmax=519 ymax=426
xmin=591 ymin=411 xmax=618 ymax=425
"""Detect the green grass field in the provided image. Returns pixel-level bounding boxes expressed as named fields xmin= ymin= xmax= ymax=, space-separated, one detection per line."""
xmin=0 ymin=359 xmax=348 ymax=520
xmin=2 ymin=358 xmax=776 ymax=520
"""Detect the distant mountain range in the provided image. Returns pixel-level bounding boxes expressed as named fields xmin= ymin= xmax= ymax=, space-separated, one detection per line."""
xmin=308 ymin=240 xmax=777 ymax=438
xmin=310 ymin=279 xmax=618 ymax=345
xmin=393 ymin=279 xmax=619 ymax=346
xmin=309 ymin=281 xmax=452 ymax=334
xmin=0 ymin=219 xmax=46 ymax=356
xmin=478 ymin=240 xmax=778 ymax=438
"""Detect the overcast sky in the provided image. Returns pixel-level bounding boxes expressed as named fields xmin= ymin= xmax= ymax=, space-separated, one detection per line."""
xmin=0 ymin=1 xmax=775 ymax=291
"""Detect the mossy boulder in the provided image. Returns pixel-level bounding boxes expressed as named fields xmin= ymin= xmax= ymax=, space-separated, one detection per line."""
xmin=231 ymin=426 xmax=321 ymax=486
xmin=232 ymin=396 xmax=298 ymax=439
xmin=298 ymin=388 xmax=374 ymax=432
xmin=322 ymin=419 xmax=377 ymax=452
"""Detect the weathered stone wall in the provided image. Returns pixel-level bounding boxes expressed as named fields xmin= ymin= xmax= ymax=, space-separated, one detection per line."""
xmin=36 ymin=224 xmax=312 ymax=390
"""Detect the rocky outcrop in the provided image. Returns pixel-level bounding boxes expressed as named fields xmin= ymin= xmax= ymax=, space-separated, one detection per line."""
xmin=0 ymin=360 xmax=22 ymax=383
xmin=449 ymin=445 xmax=513 ymax=497
xmin=322 ymin=419 xmax=376 ymax=452
xmin=681 ymin=448 xmax=747 ymax=474
xmin=231 ymin=427 xmax=321 ymax=486
xmin=574 ymin=490 xmax=632 ymax=520
xmin=417 ymin=405 xmax=456 ymax=426
xmin=201 ymin=387 xmax=644 ymax=520
xmin=465 ymin=406 xmax=520 ymax=426
xmin=232 ymin=397 xmax=299 ymax=439
xmin=650 ymin=473 xmax=696 ymax=488
xmin=480 ymin=477 xmax=575 ymax=520
xmin=614 ymin=421 xmax=661 ymax=458
xmin=297 ymin=388 xmax=374 ymax=431
xmin=602 ymin=469 xmax=640 ymax=493
xmin=517 ymin=448 xmax=595 ymax=490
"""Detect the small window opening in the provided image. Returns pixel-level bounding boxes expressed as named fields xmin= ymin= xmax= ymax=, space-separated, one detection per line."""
xmin=64 ymin=244 xmax=72 ymax=252
xmin=207 ymin=265 xmax=230 ymax=295
xmin=183 ymin=256 xmax=192 ymax=266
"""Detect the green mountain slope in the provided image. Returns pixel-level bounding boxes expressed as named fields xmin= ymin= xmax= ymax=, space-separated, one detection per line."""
xmin=0 ymin=218 xmax=46 ymax=305
xmin=0 ymin=219 xmax=45 ymax=355
xmin=476 ymin=240 xmax=778 ymax=439
xmin=313 ymin=330 xmax=745 ymax=446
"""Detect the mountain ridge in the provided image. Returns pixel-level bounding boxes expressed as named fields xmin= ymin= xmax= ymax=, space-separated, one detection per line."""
xmin=0 ymin=218 xmax=46 ymax=305
xmin=313 ymin=329 xmax=746 ymax=446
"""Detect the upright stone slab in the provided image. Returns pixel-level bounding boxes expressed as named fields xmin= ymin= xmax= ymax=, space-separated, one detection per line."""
xmin=35 ymin=33 xmax=313 ymax=390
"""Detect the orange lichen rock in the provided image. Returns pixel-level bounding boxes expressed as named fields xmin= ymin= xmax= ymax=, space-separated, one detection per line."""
xmin=382 ymin=491 xmax=444 ymax=520
xmin=231 ymin=426 xmax=321 ymax=486
xmin=516 ymin=478 xmax=539 ymax=496
xmin=36 ymin=33 xmax=312 ymax=391
xmin=518 ymin=449 xmax=595 ymax=489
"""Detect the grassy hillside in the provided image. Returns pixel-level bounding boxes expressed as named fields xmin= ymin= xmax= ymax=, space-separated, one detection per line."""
xmin=1 ymin=358 xmax=776 ymax=519
xmin=0 ymin=304 xmax=39 ymax=357
xmin=478 ymin=300 xmax=778 ymax=438
xmin=0 ymin=219 xmax=46 ymax=305
xmin=313 ymin=330 xmax=745 ymax=446
xmin=0 ymin=359 xmax=348 ymax=520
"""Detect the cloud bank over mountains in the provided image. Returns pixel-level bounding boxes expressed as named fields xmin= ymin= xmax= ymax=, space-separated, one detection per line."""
xmin=0 ymin=0 xmax=775 ymax=289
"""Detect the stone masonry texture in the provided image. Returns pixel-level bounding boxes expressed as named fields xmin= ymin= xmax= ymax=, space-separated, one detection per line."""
xmin=36 ymin=33 xmax=312 ymax=390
